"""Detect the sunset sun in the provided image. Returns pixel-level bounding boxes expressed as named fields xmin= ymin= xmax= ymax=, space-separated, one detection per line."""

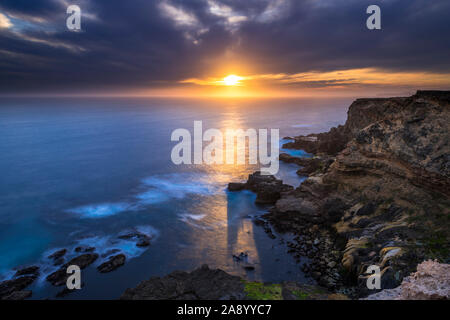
xmin=223 ymin=75 xmax=243 ymax=86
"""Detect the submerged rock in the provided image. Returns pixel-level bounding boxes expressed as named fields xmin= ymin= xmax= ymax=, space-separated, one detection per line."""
xmin=97 ymin=254 xmax=126 ymax=273
xmin=48 ymin=249 xmax=67 ymax=260
xmin=46 ymin=253 xmax=99 ymax=286
xmin=0 ymin=276 xmax=36 ymax=300
xmin=243 ymin=265 xmax=255 ymax=271
xmin=74 ymin=246 xmax=95 ymax=253
xmin=118 ymin=230 xmax=152 ymax=247
xmin=14 ymin=266 xmax=39 ymax=278
xmin=136 ymin=238 xmax=151 ymax=247
xmin=1 ymin=290 xmax=32 ymax=300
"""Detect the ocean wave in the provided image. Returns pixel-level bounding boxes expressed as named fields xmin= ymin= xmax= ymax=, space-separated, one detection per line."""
xmin=68 ymin=202 xmax=131 ymax=218
xmin=177 ymin=212 xmax=212 ymax=230
xmin=15 ymin=225 xmax=159 ymax=286
xmin=67 ymin=173 xmax=228 ymax=219
xmin=136 ymin=173 xmax=222 ymax=205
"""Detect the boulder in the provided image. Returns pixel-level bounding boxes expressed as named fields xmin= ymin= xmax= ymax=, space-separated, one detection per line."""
xmin=227 ymin=182 xmax=246 ymax=191
xmin=48 ymin=249 xmax=67 ymax=260
xmin=121 ymin=264 xmax=245 ymax=300
xmin=1 ymin=290 xmax=32 ymax=300
xmin=14 ymin=266 xmax=39 ymax=278
xmin=97 ymin=254 xmax=126 ymax=273
xmin=46 ymin=253 xmax=98 ymax=286
xmin=0 ymin=276 xmax=36 ymax=299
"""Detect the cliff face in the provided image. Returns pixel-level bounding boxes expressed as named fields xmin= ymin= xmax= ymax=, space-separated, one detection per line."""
xmin=275 ymin=91 xmax=450 ymax=296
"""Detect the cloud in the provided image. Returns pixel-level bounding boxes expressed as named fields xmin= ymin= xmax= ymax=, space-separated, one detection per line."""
xmin=0 ymin=12 xmax=12 ymax=28
xmin=181 ymin=68 xmax=450 ymax=89
xmin=256 ymin=0 xmax=290 ymax=23
xmin=0 ymin=0 xmax=449 ymax=94
xmin=158 ymin=1 xmax=200 ymax=28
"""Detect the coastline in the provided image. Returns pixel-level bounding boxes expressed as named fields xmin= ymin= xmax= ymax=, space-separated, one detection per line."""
xmin=228 ymin=90 xmax=450 ymax=299
xmin=1 ymin=91 xmax=449 ymax=300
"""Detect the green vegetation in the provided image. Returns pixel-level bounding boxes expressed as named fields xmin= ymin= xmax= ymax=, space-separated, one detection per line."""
xmin=292 ymin=286 xmax=327 ymax=300
xmin=423 ymin=232 xmax=449 ymax=262
xmin=292 ymin=290 xmax=309 ymax=300
xmin=242 ymin=281 xmax=283 ymax=300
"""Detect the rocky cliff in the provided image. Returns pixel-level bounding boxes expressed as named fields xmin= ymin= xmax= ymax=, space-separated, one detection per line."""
xmin=261 ymin=91 xmax=449 ymax=297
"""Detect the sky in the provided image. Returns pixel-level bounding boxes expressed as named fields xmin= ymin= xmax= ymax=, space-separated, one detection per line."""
xmin=0 ymin=0 xmax=449 ymax=97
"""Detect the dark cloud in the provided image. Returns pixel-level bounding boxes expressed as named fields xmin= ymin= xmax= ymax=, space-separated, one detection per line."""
xmin=0 ymin=0 xmax=449 ymax=93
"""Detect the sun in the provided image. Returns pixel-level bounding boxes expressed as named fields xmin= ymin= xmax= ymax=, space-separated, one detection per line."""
xmin=223 ymin=75 xmax=243 ymax=86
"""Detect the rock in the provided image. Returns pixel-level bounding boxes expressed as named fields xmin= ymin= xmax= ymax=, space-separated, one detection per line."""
xmin=227 ymin=182 xmax=246 ymax=191
xmin=121 ymin=264 xmax=246 ymax=300
xmin=118 ymin=232 xmax=139 ymax=240
xmin=53 ymin=258 xmax=64 ymax=266
xmin=233 ymin=252 xmax=248 ymax=262
xmin=266 ymin=91 xmax=450 ymax=297
xmin=229 ymin=171 xmax=293 ymax=205
xmin=380 ymin=266 xmax=402 ymax=289
xmin=356 ymin=202 xmax=377 ymax=216
xmin=56 ymin=283 xmax=85 ymax=297
xmin=253 ymin=218 xmax=266 ymax=226
xmin=364 ymin=260 xmax=450 ymax=300
xmin=0 ymin=276 xmax=36 ymax=299
xmin=243 ymin=265 xmax=255 ymax=271
xmin=74 ymin=246 xmax=95 ymax=253
xmin=279 ymin=153 xmax=325 ymax=174
xmin=118 ymin=230 xmax=153 ymax=248
xmin=1 ymin=290 xmax=32 ymax=300
xmin=46 ymin=253 xmax=99 ymax=286
xmin=399 ymin=260 xmax=450 ymax=299
xmin=14 ymin=266 xmax=39 ymax=278
xmin=48 ymin=249 xmax=67 ymax=260
xmin=327 ymin=261 xmax=336 ymax=268
xmin=136 ymin=238 xmax=151 ymax=247
xmin=68 ymin=253 xmax=99 ymax=269
xmin=97 ymin=254 xmax=126 ymax=273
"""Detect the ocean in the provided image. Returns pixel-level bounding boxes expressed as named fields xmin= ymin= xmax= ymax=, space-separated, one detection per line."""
xmin=0 ymin=97 xmax=350 ymax=299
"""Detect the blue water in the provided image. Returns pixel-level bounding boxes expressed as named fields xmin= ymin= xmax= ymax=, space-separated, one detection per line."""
xmin=0 ymin=97 xmax=350 ymax=299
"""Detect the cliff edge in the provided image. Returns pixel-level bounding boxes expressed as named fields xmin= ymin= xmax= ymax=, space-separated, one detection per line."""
xmin=268 ymin=90 xmax=449 ymax=297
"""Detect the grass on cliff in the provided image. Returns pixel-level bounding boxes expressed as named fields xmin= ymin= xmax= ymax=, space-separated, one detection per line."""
xmin=423 ymin=232 xmax=449 ymax=262
xmin=242 ymin=281 xmax=283 ymax=300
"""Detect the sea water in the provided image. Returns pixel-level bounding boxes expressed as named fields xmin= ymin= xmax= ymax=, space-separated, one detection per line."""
xmin=0 ymin=97 xmax=350 ymax=299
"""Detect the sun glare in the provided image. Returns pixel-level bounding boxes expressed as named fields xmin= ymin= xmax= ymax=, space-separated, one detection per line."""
xmin=223 ymin=75 xmax=243 ymax=86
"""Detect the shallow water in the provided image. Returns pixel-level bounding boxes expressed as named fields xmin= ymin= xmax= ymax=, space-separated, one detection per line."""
xmin=0 ymin=97 xmax=350 ymax=299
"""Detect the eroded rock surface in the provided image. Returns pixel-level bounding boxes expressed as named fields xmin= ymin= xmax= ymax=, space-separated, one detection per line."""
xmin=121 ymin=264 xmax=344 ymax=300
xmin=97 ymin=254 xmax=126 ymax=273
xmin=46 ymin=253 xmax=99 ymax=286
xmin=121 ymin=264 xmax=246 ymax=300
xmin=228 ymin=171 xmax=293 ymax=204
xmin=263 ymin=91 xmax=450 ymax=297
xmin=365 ymin=260 xmax=450 ymax=300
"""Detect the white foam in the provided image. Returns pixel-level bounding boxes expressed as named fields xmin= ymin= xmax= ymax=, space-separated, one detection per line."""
xmin=136 ymin=173 xmax=220 ymax=205
xmin=177 ymin=212 xmax=212 ymax=230
xmin=68 ymin=202 xmax=130 ymax=218
xmin=11 ymin=225 xmax=159 ymax=286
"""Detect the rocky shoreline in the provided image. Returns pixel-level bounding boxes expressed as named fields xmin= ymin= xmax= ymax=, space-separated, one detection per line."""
xmin=120 ymin=264 xmax=348 ymax=300
xmin=0 ymin=229 xmax=154 ymax=300
xmin=1 ymin=90 xmax=448 ymax=300
xmin=229 ymin=90 xmax=450 ymax=298
xmin=121 ymin=90 xmax=449 ymax=301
